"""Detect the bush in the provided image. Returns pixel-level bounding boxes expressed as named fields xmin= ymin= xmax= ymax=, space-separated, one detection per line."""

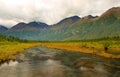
xmin=103 ymin=43 xmax=110 ymax=51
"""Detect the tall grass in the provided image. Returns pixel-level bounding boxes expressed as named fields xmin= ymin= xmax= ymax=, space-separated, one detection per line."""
xmin=41 ymin=40 xmax=120 ymax=58
xmin=0 ymin=35 xmax=120 ymax=64
xmin=0 ymin=41 xmax=41 ymax=62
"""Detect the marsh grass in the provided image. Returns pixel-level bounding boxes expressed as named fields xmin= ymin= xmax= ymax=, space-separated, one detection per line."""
xmin=41 ymin=40 xmax=120 ymax=59
xmin=0 ymin=41 xmax=41 ymax=62
xmin=0 ymin=39 xmax=120 ymax=64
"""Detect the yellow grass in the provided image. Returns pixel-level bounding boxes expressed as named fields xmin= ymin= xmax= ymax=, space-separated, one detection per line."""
xmin=0 ymin=41 xmax=120 ymax=61
xmin=0 ymin=42 xmax=41 ymax=61
xmin=41 ymin=42 xmax=120 ymax=59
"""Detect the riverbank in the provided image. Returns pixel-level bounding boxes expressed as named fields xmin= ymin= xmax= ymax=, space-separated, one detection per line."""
xmin=41 ymin=41 xmax=120 ymax=59
xmin=0 ymin=41 xmax=41 ymax=63
xmin=0 ymin=46 xmax=120 ymax=77
xmin=0 ymin=40 xmax=120 ymax=64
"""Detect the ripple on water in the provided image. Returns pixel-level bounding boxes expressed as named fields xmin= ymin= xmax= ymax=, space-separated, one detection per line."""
xmin=0 ymin=46 xmax=119 ymax=77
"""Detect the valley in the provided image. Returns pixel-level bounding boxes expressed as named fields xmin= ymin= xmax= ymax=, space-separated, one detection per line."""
xmin=0 ymin=7 xmax=120 ymax=77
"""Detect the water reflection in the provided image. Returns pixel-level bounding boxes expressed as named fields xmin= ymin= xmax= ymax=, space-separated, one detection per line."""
xmin=0 ymin=59 xmax=66 ymax=77
xmin=0 ymin=46 xmax=119 ymax=77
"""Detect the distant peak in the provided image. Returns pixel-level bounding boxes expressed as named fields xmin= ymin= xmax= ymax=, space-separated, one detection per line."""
xmin=52 ymin=15 xmax=80 ymax=26
xmin=0 ymin=25 xmax=8 ymax=32
xmin=27 ymin=21 xmax=49 ymax=27
xmin=16 ymin=22 xmax=26 ymax=25
xmin=0 ymin=25 xmax=8 ymax=29
xmin=0 ymin=25 xmax=3 ymax=27
xmin=88 ymin=15 xmax=93 ymax=18
xmin=82 ymin=15 xmax=98 ymax=20
xmin=70 ymin=16 xmax=80 ymax=19
xmin=28 ymin=21 xmax=46 ymax=24
xmin=108 ymin=7 xmax=120 ymax=11
xmin=100 ymin=7 xmax=120 ymax=19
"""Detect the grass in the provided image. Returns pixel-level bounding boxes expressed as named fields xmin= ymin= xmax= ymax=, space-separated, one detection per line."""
xmin=0 ymin=39 xmax=120 ymax=63
xmin=40 ymin=40 xmax=120 ymax=59
xmin=0 ymin=41 xmax=41 ymax=62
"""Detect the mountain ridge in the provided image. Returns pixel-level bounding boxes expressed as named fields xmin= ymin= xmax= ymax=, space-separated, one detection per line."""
xmin=8 ymin=21 xmax=49 ymax=31
xmin=100 ymin=7 xmax=120 ymax=19
xmin=1 ymin=7 xmax=120 ymax=41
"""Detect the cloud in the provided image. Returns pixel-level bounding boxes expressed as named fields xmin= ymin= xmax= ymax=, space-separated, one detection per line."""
xmin=0 ymin=0 xmax=120 ymax=27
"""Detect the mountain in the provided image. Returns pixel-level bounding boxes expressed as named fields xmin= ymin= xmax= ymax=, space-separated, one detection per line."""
xmin=0 ymin=25 xmax=8 ymax=33
xmin=9 ymin=21 xmax=49 ymax=31
xmin=62 ymin=7 xmax=120 ymax=40
xmin=82 ymin=15 xmax=98 ymax=20
xmin=2 ymin=7 xmax=120 ymax=41
xmin=2 ymin=16 xmax=80 ymax=40
xmin=100 ymin=7 xmax=120 ymax=19
xmin=8 ymin=16 xmax=80 ymax=31
xmin=9 ymin=22 xmax=27 ymax=31
xmin=53 ymin=16 xmax=80 ymax=27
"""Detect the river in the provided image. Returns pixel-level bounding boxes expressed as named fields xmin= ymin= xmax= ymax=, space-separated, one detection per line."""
xmin=0 ymin=46 xmax=120 ymax=77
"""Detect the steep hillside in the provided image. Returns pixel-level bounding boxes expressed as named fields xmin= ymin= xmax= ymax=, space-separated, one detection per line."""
xmin=62 ymin=7 xmax=120 ymax=40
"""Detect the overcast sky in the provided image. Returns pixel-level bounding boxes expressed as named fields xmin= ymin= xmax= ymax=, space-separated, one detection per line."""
xmin=0 ymin=0 xmax=120 ymax=27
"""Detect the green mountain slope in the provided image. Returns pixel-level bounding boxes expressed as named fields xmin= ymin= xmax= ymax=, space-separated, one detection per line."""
xmin=2 ymin=7 xmax=120 ymax=41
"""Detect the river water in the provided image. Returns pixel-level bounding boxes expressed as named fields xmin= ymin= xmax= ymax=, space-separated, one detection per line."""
xmin=0 ymin=46 xmax=120 ymax=77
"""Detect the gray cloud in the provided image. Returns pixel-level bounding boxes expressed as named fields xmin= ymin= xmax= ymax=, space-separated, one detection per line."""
xmin=0 ymin=0 xmax=120 ymax=27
